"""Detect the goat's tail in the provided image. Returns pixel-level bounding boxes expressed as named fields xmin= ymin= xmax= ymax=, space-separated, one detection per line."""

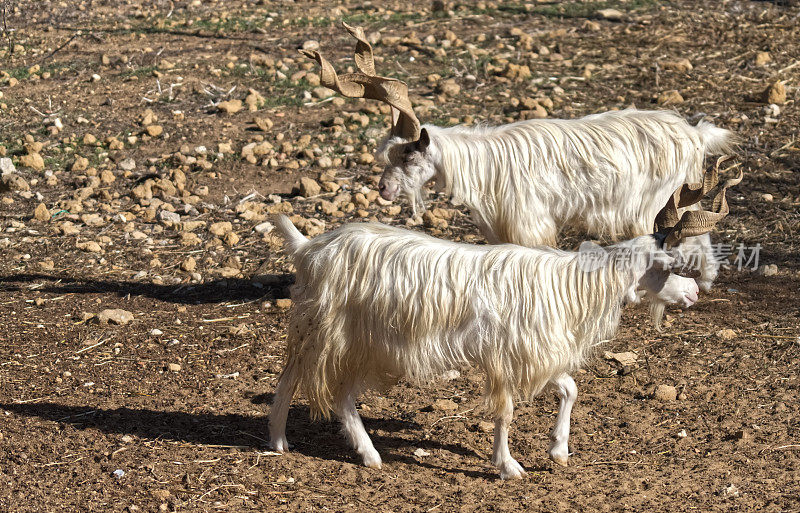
xmin=695 ymin=121 xmax=737 ymax=156
xmin=275 ymin=215 xmax=309 ymax=255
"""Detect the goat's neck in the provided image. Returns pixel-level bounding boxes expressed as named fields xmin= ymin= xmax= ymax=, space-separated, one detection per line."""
xmin=430 ymin=130 xmax=494 ymax=213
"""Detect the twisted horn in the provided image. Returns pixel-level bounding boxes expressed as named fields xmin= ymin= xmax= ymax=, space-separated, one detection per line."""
xmin=301 ymin=22 xmax=421 ymax=141
xmin=655 ymin=158 xmax=743 ymax=247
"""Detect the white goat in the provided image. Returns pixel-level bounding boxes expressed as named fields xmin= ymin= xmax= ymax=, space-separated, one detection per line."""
xmin=377 ymin=110 xmax=734 ymax=293
xmin=303 ymin=24 xmax=735 ymax=294
xmin=268 ymin=170 xmax=737 ymax=478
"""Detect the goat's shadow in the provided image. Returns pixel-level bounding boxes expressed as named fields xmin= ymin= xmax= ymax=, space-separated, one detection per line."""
xmin=2 ymin=400 xmax=499 ymax=479
xmin=0 ymin=273 xmax=294 ymax=304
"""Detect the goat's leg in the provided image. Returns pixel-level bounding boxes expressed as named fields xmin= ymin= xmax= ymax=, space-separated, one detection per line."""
xmin=693 ymin=233 xmax=718 ymax=292
xmin=547 ymin=373 xmax=577 ymax=466
xmin=336 ymin=386 xmax=382 ymax=469
xmin=491 ymin=389 xmax=526 ymax=479
xmin=269 ymin=359 xmax=299 ymax=453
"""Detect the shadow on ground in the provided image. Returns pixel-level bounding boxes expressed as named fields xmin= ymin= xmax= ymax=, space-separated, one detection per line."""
xmin=1 ymin=401 xmax=500 ymax=478
xmin=0 ymin=273 xmax=294 ymax=304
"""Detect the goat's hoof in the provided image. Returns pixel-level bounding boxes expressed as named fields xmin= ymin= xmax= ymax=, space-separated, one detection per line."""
xmin=362 ymin=451 xmax=383 ymax=470
xmin=498 ymin=459 xmax=527 ymax=480
xmin=547 ymin=447 xmax=569 ymax=467
xmin=269 ymin=437 xmax=289 ymax=453
xmin=548 ymin=451 xmax=569 ymax=467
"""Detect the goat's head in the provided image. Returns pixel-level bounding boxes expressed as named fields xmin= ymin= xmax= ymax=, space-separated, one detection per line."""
xmin=376 ymin=128 xmax=436 ymax=210
xmin=646 ymin=156 xmax=743 ymax=328
xmin=301 ymin=23 xmax=430 ymax=210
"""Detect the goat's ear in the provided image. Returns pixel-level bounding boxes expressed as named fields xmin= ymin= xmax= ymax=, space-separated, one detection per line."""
xmin=415 ymin=128 xmax=430 ymax=152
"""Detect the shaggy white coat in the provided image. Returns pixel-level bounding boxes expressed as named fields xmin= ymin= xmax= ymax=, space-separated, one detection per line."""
xmin=268 ymin=216 xmax=698 ymax=479
xmin=378 ymin=109 xmax=734 ymax=291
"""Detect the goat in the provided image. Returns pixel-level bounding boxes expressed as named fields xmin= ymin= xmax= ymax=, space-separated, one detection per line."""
xmin=302 ymin=24 xmax=736 ymax=300
xmin=268 ymin=170 xmax=740 ymax=479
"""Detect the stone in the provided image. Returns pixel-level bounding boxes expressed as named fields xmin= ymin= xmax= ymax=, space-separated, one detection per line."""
xmin=603 ymin=351 xmax=638 ymax=367
xmin=657 ymin=90 xmax=684 ymax=105
xmin=476 ymin=421 xmax=495 ymax=433
xmin=118 ymin=158 xmax=136 ymax=171
xmin=299 ymin=177 xmax=321 ymax=197
xmin=754 ymin=51 xmax=771 ymax=66
xmin=34 ymin=203 xmax=50 ymax=221
xmin=597 ymin=8 xmax=624 ymax=21
xmin=431 ymin=398 xmax=458 ymax=411
xmin=661 ymin=58 xmax=693 ymax=73
xmin=218 ymin=99 xmax=243 ymax=114
xmin=71 ymin=156 xmax=89 ymax=172
xmin=275 ymin=298 xmax=293 ymax=309
xmin=436 ymin=79 xmax=461 ymax=96
xmin=653 ymin=384 xmax=677 ymax=401
xmin=413 ymin=448 xmax=431 ymax=458
xmin=245 ymin=89 xmax=265 ymax=112
xmin=760 ymin=81 xmax=786 ymax=105
xmin=77 ymin=241 xmax=102 ymax=253
xmin=167 ymin=363 xmax=181 ymax=372
xmin=716 ymin=328 xmax=737 ymax=340
xmin=254 ymin=221 xmax=274 ymax=234
xmin=301 ymin=40 xmax=320 ymax=51
xmin=96 ymin=308 xmax=134 ymax=325
xmin=209 ymin=221 xmax=232 ymax=236
xmin=145 ymin=125 xmax=163 ymax=137
xmin=180 ymin=257 xmax=196 ymax=272
xmin=158 ymin=210 xmax=181 ymax=225
xmin=757 ymin=264 xmax=778 ymax=277
xmin=312 ymin=87 xmax=334 ymax=99
xmin=1 ymin=172 xmax=29 ymax=191
xmin=0 ymin=157 xmax=15 ymax=174
xmin=19 ymin=153 xmax=45 ymax=171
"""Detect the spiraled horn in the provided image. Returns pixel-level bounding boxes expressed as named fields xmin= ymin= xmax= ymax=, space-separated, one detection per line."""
xmin=655 ymin=159 xmax=743 ymax=247
xmin=300 ymin=22 xmax=421 ymax=141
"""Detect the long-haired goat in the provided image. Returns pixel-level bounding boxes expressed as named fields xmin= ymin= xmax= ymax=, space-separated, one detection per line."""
xmin=268 ymin=171 xmax=740 ymax=479
xmin=303 ymin=24 xmax=736 ymax=298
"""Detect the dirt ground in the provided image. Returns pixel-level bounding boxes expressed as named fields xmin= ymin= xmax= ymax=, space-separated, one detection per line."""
xmin=0 ymin=0 xmax=798 ymax=511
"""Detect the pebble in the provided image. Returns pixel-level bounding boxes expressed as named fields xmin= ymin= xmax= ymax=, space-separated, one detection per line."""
xmin=96 ymin=308 xmax=134 ymax=325
xmin=275 ymin=298 xmax=293 ymax=309
xmin=413 ymin=448 xmax=431 ymax=458
xmin=657 ymin=90 xmax=684 ymax=105
xmin=118 ymin=158 xmax=136 ymax=171
xmin=218 ymin=99 xmax=243 ymax=114
xmin=476 ymin=421 xmax=495 ymax=433
xmin=757 ymin=264 xmax=778 ymax=277
xmin=167 ymin=363 xmax=181 ymax=372
xmin=653 ymin=384 xmax=677 ymax=401
xmin=254 ymin=221 xmax=274 ymax=234
xmin=0 ymin=157 xmax=15 ymax=174
xmin=77 ymin=241 xmax=103 ymax=253
xmin=145 ymin=125 xmax=163 ymax=137
xmin=149 ymin=328 xmax=163 ymax=336
xmin=209 ymin=221 xmax=232 ymax=236
xmin=19 ymin=153 xmax=45 ymax=171
xmin=716 ymin=328 xmax=737 ymax=340
xmin=34 ymin=203 xmax=50 ymax=222
xmin=158 ymin=210 xmax=181 ymax=225
xmin=431 ymin=398 xmax=458 ymax=411
xmin=597 ymin=8 xmax=624 ymax=20
xmin=180 ymin=257 xmax=197 ymax=272
xmin=760 ymin=81 xmax=785 ymax=105
xmin=604 ymin=351 xmax=638 ymax=367
xmin=299 ymin=177 xmax=321 ymax=197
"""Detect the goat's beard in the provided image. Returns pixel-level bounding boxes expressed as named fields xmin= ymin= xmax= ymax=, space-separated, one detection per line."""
xmin=399 ymin=179 xmax=427 ymax=216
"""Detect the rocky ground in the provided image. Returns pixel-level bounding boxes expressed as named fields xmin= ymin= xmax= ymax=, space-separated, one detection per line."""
xmin=0 ymin=0 xmax=798 ymax=511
